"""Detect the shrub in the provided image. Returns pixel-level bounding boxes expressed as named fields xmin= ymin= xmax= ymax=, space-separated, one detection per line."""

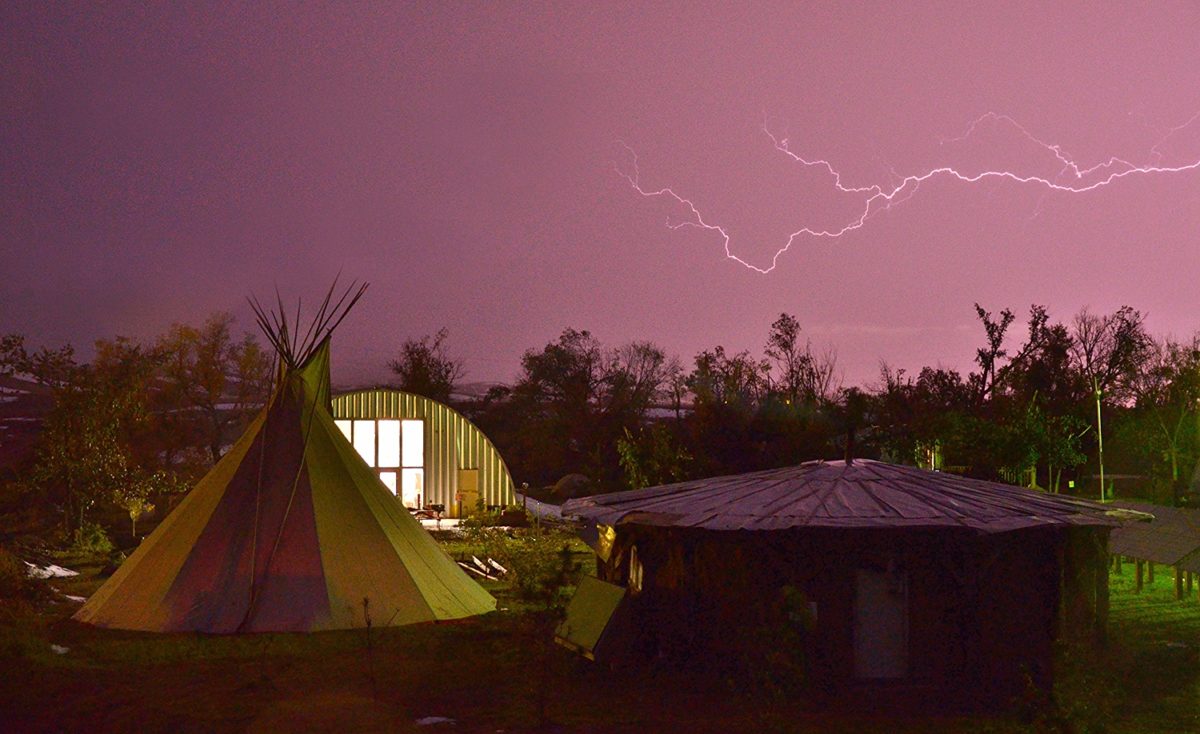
xmin=463 ymin=523 xmax=579 ymax=604
xmin=0 ymin=547 xmax=44 ymax=604
xmin=71 ymin=521 xmax=114 ymax=557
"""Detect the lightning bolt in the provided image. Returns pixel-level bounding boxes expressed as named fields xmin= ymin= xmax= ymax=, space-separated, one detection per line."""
xmin=615 ymin=112 xmax=1200 ymax=274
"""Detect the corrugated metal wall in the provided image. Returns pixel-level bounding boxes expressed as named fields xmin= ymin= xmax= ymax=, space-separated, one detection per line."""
xmin=331 ymin=389 xmax=515 ymax=512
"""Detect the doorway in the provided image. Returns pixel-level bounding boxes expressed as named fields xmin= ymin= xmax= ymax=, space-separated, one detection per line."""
xmin=852 ymin=565 xmax=909 ymax=679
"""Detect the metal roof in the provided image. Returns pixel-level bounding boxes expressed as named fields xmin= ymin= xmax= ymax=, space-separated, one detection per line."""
xmin=1108 ymin=501 xmax=1200 ymax=571
xmin=562 ymin=459 xmax=1119 ymax=533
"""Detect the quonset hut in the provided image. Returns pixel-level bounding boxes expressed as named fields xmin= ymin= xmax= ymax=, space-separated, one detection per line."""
xmin=331 ymin=389 xmax=515 ymax=517
xmin=563 ymin=459 xmax=1118 ymax=708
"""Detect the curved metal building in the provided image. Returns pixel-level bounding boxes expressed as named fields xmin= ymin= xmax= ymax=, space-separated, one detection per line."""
xmin=331 ymin=389 xmax=515 ymax=517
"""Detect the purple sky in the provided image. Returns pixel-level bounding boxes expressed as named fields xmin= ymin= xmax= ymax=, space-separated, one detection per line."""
xmin=4 ymin=3 xmax=1200 ymax=389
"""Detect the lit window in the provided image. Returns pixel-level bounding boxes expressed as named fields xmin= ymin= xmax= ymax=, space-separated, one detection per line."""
xmin=379 ymin=471 xmax=398 ymax=495
xmin=352 ymin=420 xmax=376 ymax=467
xmin=337 ymin=416 xmax=424 ymax=507
xmin=377 ymin=420 xmax=401 ymax=468
xmin=401 ymin=468 xmax=424 ymax=508
xmin=401 ymin=420 xmax=423 ymax=467
xmin=629 ymin=545 xmax=643 ymax=594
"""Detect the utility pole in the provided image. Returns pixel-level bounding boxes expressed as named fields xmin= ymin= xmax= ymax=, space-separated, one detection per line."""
xmin=1094 ymin=376 xmax=1106 ymax=501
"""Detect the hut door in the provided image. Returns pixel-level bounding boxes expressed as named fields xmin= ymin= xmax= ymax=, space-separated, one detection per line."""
xmin=456 ymin=469 xmax=479 ymax=518
xmin=852 ymin=567 xmax=908 ymax=679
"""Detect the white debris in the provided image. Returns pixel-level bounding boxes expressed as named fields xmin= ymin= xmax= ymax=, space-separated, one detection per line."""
xmin=62 ymin=594 xmax=86 ymax=603
xmin=25 ymin=562 xmax=79 ymax=579
xmin=50 ymin=645 xmax=69 ymax=655
xmin=419 ymin=518 xmax=462 ymax=530
xmin=1164 ymin=641 xmax=1189 ymax=649
xmin=415 ymin=716 xmax=455 ymax=726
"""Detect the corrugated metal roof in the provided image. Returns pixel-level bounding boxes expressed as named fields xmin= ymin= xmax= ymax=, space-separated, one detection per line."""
xmin=562 ymin=459 xmax=1119 ymax=533
xmin=1108 ymin=501 xmax=1200 ymax=570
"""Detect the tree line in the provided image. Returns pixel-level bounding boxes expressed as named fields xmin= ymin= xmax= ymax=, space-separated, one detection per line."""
xmin=397 ymin=305 xmax=1199 ymax=505
xmin=1 ymin=314 xmax=271 ymax=542
xmin=3 ymin=300 xmax=1198 ymax=548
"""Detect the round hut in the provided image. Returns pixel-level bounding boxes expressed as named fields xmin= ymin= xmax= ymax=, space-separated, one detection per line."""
xmin=563 ymin=459 xmax=1119 ymax=708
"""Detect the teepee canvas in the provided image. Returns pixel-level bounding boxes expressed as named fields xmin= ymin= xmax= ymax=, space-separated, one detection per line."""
xmin=74 ymin=284 xmax=495 ymax=632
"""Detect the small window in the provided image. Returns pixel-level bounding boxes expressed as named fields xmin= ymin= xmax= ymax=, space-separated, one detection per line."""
xmin=335 ymin=420 xmax=353 ymax=443
xmin=629 ymin=545 xmax=643 ymax=595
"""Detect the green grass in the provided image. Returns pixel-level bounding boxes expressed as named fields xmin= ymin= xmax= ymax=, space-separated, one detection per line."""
xmin=1098 ymin=565 xmax=1200 ymax=733
xmin=0 ymin=550 xmax=1196 ymax=733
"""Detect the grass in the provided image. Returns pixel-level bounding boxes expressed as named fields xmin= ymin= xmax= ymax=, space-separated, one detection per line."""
xmin=0 ymin=547 xmax=1196 ymax=733
xmin=1096 ymin=564 xmax=1200 ymax=733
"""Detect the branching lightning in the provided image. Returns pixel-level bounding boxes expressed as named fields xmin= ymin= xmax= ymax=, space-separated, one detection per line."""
xmin=615 ymin=112 xmax=1200 ymax=274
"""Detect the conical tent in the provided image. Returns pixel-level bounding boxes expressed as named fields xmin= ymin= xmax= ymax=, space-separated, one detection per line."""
xmin=74 ymin=287 xmax=495 ymax=632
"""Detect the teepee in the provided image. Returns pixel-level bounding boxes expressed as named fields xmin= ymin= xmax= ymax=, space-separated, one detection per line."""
xmin=74 ymin=283 xmax=496 ymax=632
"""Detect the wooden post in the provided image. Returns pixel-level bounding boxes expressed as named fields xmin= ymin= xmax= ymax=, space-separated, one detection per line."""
xmin=1148 ymin=561 xmax=1155 ymax=584
xmin=1175 ymin=566 xmax=1184 ymax=600
xmin=1114 ymin=555 xmax=1122 ymax=575
xmin=1188 ymin=571 xmax=1194 ymax=598
xmin=1136 ymin=561 xmax=1143 ymax=593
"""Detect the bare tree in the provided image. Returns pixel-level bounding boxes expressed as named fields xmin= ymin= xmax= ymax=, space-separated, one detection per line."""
xmin=1070 ymin=306 xmax=1150 ymax=499
xmin=764 ymin=313 xmax=840 ymax=406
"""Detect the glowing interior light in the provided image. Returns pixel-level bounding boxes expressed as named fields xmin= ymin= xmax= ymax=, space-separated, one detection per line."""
xmin=402 ymin=420 xmax=423 ymax=467
xmin=352 ymin=420 xmax=376 ymax=467
xmin=335 ymin=420 xmax=352 ymax=443
xmin=377 ymin=420 xmax=401 ymax=468
xmin=401 ymin=468 xmax=424 ymax=508
xmin=379 ymin=471 xmax=398 ymax=495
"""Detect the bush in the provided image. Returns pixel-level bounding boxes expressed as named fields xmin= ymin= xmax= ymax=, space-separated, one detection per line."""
xmin=463 ymin=523 xmax=579 ymax=604
xmin=0 ymin=547 xmax=44 ymax=604
xmin=71 ymin=521 xmax=114 ymax=557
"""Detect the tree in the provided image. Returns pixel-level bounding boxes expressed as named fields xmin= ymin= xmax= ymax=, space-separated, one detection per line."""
xmin=617 ymin=424 xmax=691 ymax=490
xmin=991 ymin=305 xmax=1089 ymax=491
xmin=970 ymin=303 xmax=1016 ymax=405
xmin=764 ymin=313 xmax=839 ymax=406
xmin=1002 ymin=305 xmax=1083 ymax=417
xmin=686 ymin=346 xmax=769 ymax=476
xmin=0 ymin=333 xmax=77 ymax=387
xmin=1070 ymin=306 xmax=1150 ymax=499
xmin=688 ymin=346 xmax=768 ymax=411
xmin=32 ymin=338 xmax=164 ymax=535
xmin=872 ymin=363 xmax=973 ymax=469
xmin=156 ymin=313 xmax=271 ymax=465
xmin=502 ymin=329 xmax=605 ymax=486
xmin=1127 ymin=335 xmax=1200 ymax=494
xmin=388 ymin=328 xmax=464 ymax=404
